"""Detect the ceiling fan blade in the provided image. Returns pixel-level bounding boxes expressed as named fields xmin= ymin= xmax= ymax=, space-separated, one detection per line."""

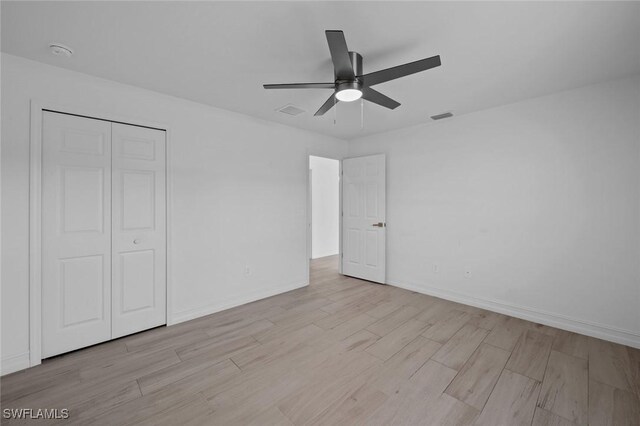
xmin=263 ymin=83 xmax=335 ymax=89
xmin=360 ymin=55 xmax=441 ymax=86
xmin=362 ymin=87 xmax=401 ymax=110
xmin=314 ymin=93 xmax=337 ymax=116
xmin=325 ymin=30 xmax=355 ymax=80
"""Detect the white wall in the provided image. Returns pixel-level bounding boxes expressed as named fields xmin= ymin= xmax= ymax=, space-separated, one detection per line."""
xmin=349 ymin=75 xmax=640 ymax=348
xmin=0 ymin=53 xmax=348 ymax=374
xmin=310 ymin=156 xmax=340 ymax=259
xmin=2 ymin=54 xmax=638 ymax=376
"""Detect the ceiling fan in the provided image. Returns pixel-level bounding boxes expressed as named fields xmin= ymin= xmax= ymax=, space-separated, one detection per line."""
xmin=263 ymin=30 xmax=441 ymax=116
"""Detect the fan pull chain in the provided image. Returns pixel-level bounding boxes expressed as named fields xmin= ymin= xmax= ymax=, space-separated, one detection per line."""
xmin=333 ymin=96 xmax=337 ymax=125
xmin=360 ymin=98 xmax=364 ymax=129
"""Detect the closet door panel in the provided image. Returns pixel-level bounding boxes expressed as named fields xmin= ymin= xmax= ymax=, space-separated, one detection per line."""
xmin=111 ymin=123 xmax=166 ymax=338
xmin=42 ymin=112 xmax=113 ymax=357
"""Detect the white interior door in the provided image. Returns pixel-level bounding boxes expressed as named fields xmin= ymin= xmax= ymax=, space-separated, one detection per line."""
xmin=342 ymin=154 xmax=386 ymax=283
xmin=42 ymin=112 xmax=113 ymax=357
xmin=42 ymin=112 xmax=167 ymax=356
xmin=111 ymin=123 xmax=166 ymax=338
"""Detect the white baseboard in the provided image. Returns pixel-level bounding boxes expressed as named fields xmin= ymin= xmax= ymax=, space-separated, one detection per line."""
xmin=1 ymin=352 xmax=31 ymax=376
xmin=169 ymin=281 xmax=308 ymax=325
xmin=388 ymin=278 xmax=640 ymax=349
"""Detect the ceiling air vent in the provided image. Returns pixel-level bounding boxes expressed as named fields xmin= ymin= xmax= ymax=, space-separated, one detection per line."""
xmin=276 ymin=104 xmax=305 ymax=116
xmin=430 ymin=112 xmax=453 ymax=121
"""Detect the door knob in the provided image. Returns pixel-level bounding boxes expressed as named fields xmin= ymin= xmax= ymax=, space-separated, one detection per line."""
xmin=372 ymin=222 xmax=385 ymax=227
xmin=133 ymin=239 xmax=141 ymax=244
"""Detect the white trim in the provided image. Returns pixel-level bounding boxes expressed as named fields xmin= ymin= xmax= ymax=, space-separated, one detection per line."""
xmin=305 ymin=154 xmax=310 ymax=285
xmin=28 ymin=100 xmax=173 ymax=368
xmin=171 ymin=281 xmax=306 ymax=325
xmin=308 ymin=168 xmax=313 ymax=261
xmin=165 ymin=127 xmax=175 ymax=325
xmin=338 ymin=160 xmax=343 ymax=274
xmin=1 ymin=352 xmax=31 ymax=376
xmin=388 ymin=278 xmax=640 ymax=349
xmin=29 ymin=101 xmax=43 ymax=367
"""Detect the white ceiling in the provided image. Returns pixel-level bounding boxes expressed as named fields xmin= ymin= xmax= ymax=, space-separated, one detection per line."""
xmin=2 ymin=1 xmax=639 ymax=140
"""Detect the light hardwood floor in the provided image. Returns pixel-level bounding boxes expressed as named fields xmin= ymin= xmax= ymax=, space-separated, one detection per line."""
xmin=2 ymin=255 xmax=639 ymax=425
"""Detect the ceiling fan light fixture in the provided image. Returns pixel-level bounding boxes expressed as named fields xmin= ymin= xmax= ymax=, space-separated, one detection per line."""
xmin=336 ymin=88 xmax=362 ymax=102
xmin=335 ymin=81 xmax=363 ymax=102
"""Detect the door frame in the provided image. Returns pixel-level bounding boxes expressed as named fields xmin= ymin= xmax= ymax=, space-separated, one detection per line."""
xmin=29 ymin=100 xmax=173 ymax=367
xmin=306 ymin=155 xmax=343 ymax=285
xmin=307 ymin=168 xmax=312 ymax=261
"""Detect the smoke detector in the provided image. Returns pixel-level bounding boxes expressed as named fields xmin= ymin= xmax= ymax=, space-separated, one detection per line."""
xmin=49 ymin=43 xmax=74 ymax=58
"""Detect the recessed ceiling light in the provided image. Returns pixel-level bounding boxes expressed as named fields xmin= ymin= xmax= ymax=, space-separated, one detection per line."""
xmin=431 ymin=112 xmax=453 ymax=121
xmin=49 ymin=43 xmax=74 ymax=58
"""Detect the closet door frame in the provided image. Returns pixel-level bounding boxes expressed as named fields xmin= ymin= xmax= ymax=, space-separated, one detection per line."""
xmin=29 ymin=100 xmax=173 ymax=368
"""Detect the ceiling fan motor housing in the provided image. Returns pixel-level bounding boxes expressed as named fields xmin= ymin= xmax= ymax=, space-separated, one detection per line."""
xmin=339 ymin=51 xmax=363 ymax=81
xmin=336 ymin=80 xmax=363 ymax=93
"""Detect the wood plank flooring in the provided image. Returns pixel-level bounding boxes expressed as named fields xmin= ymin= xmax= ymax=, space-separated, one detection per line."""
xmin=1 ymin=255 xmax=639 ymax=425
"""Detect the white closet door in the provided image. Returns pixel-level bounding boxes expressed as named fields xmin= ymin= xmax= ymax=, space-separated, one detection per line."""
xmin=111 ymin=123 xmax=166 ymax=338
xmin=342 ymin=154 xmax=386 ymax=283
xmin=42 ymin=112 xmax=113 ymax=357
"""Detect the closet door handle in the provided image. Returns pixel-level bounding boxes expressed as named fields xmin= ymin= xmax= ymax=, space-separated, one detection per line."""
xmin=133 ymin=239 xmax=141 ymax=244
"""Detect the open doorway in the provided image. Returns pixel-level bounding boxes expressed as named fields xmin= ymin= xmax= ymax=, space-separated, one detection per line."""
xmin=308 ymin=156 xmax=341 ymax=278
